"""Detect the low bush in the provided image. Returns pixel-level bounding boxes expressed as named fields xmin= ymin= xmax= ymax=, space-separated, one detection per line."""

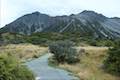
xmin=49 ymin=41 xmax=80 ymax=64
xmin=0 ymin=53 xmax=35 ymax=80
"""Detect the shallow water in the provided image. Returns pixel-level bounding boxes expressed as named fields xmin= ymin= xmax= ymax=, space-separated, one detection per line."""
xmin=25 ymin=53 xmax=79 ymax=80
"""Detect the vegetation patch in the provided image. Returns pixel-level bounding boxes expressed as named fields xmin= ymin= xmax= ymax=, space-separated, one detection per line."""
xmin=49 ymin=41 xmax=80 ymax=64
xmin=56 ymin=46 xmax=120 ymax=80
xmin=1 ymin=32 xmax=118 ymax=47
xmin=104 ymin=41 xmax=120 ymax=76
xmin=0 ymin=44 xmax=48 ymax=60
xmin=0 ymin=53 xmax=35 ymax=80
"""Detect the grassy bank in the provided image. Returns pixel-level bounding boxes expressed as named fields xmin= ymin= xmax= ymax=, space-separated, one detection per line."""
xmin=51 ymin=46 xmax=120 ymax=80
xmin=0 ymin=44 xmax=48 ymax=60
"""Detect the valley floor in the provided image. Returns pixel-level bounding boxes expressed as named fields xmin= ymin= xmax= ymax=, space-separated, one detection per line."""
xmin=0 ymin=44 xmax=119 ymax=80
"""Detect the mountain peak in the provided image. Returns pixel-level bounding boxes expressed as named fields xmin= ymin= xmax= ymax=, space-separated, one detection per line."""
xmin=80 ymin=10 xmax=106 ymax=18
xmin=81 ymin=10 xmax=96 ymax=14
xmin=76 ymin=10 xmax=107 ymax=22
xmin=32 ymin=11 xmax=40 ymax=15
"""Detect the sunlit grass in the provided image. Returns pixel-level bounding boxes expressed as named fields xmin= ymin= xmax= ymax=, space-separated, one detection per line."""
xmin=59 ymin=46 xmax=120 ymax=80
xmin=0 ymin=44 xmax=48 ymax=60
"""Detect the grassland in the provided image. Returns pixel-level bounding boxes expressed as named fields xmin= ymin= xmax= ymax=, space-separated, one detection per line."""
xmin=0 ymin=44 xmax=48 ymax=60
xmin=57 ymin=46 xmax=120 ymax=80
xmin=0 ymin=43 xmax=119 ymax=80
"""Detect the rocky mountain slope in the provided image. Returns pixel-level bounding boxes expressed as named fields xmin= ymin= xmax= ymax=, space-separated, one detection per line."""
xmin=0 ymin=10 xmax=120 ymax=39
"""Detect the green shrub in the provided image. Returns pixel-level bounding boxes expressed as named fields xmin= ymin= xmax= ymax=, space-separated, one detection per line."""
xmin=32 ymin=54 xmax=39 ymax=58
xmin=88 ymin=39 xmax=115 ymax=47
xmin=49 ymin=41 xmax=80 ymax=64
xmin=89 ymin=39 xmax=97 ymax=46
xmin=1 ymin=33 xmax=26 ymax=44
xmin=0 ymin=54 xmax=35 ymax=80
xmin=104 ymin=44 xmax=120 ymax=75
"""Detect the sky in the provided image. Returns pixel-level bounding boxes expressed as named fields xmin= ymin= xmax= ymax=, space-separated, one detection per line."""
xmin=0 ymin=0 xmax=120 ymax=28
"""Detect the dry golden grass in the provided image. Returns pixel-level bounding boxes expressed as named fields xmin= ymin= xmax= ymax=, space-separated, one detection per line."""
xmin=59 ymin=46 xmax=120 ymax=80
xmin=0 ymin=44 xmax=48 ymax=60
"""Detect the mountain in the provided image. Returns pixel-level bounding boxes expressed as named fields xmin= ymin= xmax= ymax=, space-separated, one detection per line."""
xmin=0 ymin=10 xmax=120 ymax=39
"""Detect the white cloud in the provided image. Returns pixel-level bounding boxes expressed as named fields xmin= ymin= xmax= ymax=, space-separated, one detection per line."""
xmin=1 ymin=0 xmax=120 ymax=27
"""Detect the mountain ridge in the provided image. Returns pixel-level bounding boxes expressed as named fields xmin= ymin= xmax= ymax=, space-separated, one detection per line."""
xmin=0 ymin=10 xmax=120 ymax=39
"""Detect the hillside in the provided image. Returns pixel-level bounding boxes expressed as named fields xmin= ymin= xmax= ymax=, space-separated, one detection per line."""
xmin=0 ymin=10 xmax=120 ymax=39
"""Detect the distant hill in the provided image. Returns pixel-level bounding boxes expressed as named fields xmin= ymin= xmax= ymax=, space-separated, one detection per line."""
xmin=0 ymin=10 xmax=120 ymax=39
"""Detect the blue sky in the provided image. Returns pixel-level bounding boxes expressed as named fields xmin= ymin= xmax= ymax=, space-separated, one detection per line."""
xmin=0 ymin=0 xmax=120 ymax=27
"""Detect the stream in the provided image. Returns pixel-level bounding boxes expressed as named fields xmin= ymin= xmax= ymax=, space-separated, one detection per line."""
xmin=26 ymin=53 xmax=79 ymax=80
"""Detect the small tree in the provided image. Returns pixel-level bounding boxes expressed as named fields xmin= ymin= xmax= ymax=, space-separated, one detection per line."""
xmin=49 ymin=41 xmax=80 ymax=64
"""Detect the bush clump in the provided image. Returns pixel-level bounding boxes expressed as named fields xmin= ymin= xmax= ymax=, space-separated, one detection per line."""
xmin=49 ymin=41 xmax=80 ymax=64
xmin=0 ymin=54 xmax=35 ymax=80
xmin=104 ymin=41 xmax=120 ymax=76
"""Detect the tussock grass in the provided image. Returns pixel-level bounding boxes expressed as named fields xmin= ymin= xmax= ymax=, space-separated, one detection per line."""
xmin=59 ymin=46 xmax=120 ymax=80
xmin=0 ymin=44 xmax=48 ymax=60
